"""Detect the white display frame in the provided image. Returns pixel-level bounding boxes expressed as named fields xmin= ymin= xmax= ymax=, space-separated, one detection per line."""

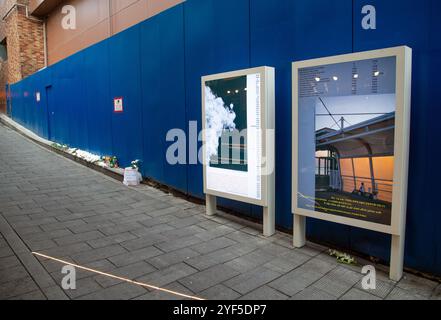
xmin=202 ymin=66 xmax=276 ymax=237
xmin=292 ymin=46 xmax=412 ymax=281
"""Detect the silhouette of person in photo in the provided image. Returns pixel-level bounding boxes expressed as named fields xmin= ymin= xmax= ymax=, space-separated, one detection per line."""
xmin=359 ymin=182 xmax=366 ymax=196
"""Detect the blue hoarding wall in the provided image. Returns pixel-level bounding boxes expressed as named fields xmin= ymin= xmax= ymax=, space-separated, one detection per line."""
xmin=8 ymin=0 xmax=441 ymax=276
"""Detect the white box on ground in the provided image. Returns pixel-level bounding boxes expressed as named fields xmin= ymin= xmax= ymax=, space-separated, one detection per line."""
xmin=123 ymin=167 xmax=142 ymax=186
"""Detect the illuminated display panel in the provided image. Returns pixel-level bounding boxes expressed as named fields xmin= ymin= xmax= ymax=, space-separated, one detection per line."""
xmin=297 ymin=55 xmax=396 ymax=226
xmin=202 ymin=67 xmax=274 ymax=206
xmin=293 ymin=46 xmax=412 ymax=236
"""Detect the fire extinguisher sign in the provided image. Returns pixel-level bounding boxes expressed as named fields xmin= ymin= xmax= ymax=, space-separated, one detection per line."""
xmin=114 ymin=97 xmax=123 ymax=113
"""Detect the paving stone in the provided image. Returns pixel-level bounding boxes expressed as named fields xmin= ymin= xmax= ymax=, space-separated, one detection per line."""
xmin=260 ymin=243 xmax=293 ymax=256
xmin=186 ymin=244 xmax=257 ymax=271
xmin=197 ymin=220 xmax=223 ymax=231
xmin=54 ymin=231 xmax=104 ymax=246
xmin=9 ymin=290 xmax=47 ymax=300
xmin=225 ymin=249 xmax=276 ymax=273
xmin=99 ymin=203 xmax=135 ymax=217
xmin=240 ymin=286 xmax=289 ymax=300
xmin=39 ymin=256 xmax=76 ymax=274
xmin=199 ymin=284 xmax=241 ymax=300
xmin=0 ymin=246 xmax=14 ymax=258
xmin=129 ymin=199 xmax=159 ymax=209
xmin=120 ymin=233 xmax=168 ymax=251
xmin=155 ymin=235 xmax=204 ymax=253
xmin=225 ymin=231 xmax=269 ymax=247
xmin=27 ymin=239 xmax=59 ymax=251
xmin=168 ymin=216 xmax=203 ymax=229
xmin=62 ymin=277 xmax=103 ymax=299
xmin=268 ymin=259 xmax=336 ymax=296
xmin=78 ymin=282 xmax=147 ymax=300
xmin=12 ymin=250 xmax=61 ymax=292
xmin=11 ymin=217 xmax=58 ymax=229
xmin=69 ymin=221 xmax=116 ymax=234
xmin=161 ymin=225 xmax=206 ymax=239
xmin=211 ymin=217 xmax=245 ymax=230
xmin=6 ymin=215 xmax=31 ymax=224
xmin=291 ymin=286 xmax=337 ymax=300
xmin=99 ymin=222 xmax=144 ymax=236
xmin=15 ymin=226 xmax=43 ymax=236
xmin=224 ymin=267 xmax=282 ymax=295
xmin=354 ymin=277 xmax=395 ymax=299
xmin=134 ymin=282 xmax=196 ymax=300
xmin=94 ymin=261 xmax=157 ymax=288
xmin=386 ymin=286 xmax=428 ymax=300
xmin=41 ymin=285 xmax=70 ymax=300
xmin=42 ymin=242 xmax=93 ymax=258
xmin=147 ymin=206 xmax=181 ymax=217
xmin=311 ymin=267 xmax=362 ymax=298
xmin=114 ymin=207 xmax=148 ymax=217
xmin=108 ymin=246 xmax=163 ymax=267
xmin=340 ymin=288 xmax=382 ymax=300
xmin=149 ymin=248 xmax=201 ymax=269
xmin=87 ymin=232 xmax=138 ymax=249
xmin=263 ymin=250 xmax=311 ymax=274
xmin=263 ymin=258 xmax=300 ymax=274
xmin=50 ymin=259 xmax=116 ymax=282
xmin=194 ymin=225 xmax=237 ymax=241
xmin=72 ymin=245 xmax=127 ymax=264
xmin=41 ymin=219 xmax=87 ymax=232
xmin=0 ymin=255 xmax=21 ymax=270
xmin=111 ymin=213 xmax=151 ymax=224
xmin=0 ymin=277 xmax=40 ymax=299
xmin=396 ymin=273 xmax=438 ymax=298
xmin=22 ymin=228 xmax=73 ymax=242
xmin=0 ymin=265 xmax=29 ymax=284
xmin=55 ymin=211 xmax=98 ymax=222
xmin=136 ymin=263 xmax=198 ymax=288
xmin=83 ymin=213 xmax=121 ymax=224
xmin=171 ymin=208 xmax=199 ymax=219
xmin=191 ymin=237 xmax=237 ymax=255
xmin=179 ymin=264 xmax=240 ymax=293
xmin=295 ymin=242 xmax=328 ymax=257
xmin=132 ymin=224 xmax=175 ymax=236
xmin=139 ymin=215 xmax=176 ymax=228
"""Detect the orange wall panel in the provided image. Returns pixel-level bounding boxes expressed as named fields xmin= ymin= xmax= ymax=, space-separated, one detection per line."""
xmin=111 ymin=0 xmax=140 ymax=15
xmin=45 ymin=0 xmax=184 ymax=65
xmin=148 ymin=0 xmax=182 ymax=17
xmin=48 ymin=18 xmax=111 ymax=65
xmin=111 ymin=0 xmax=148 ymax=35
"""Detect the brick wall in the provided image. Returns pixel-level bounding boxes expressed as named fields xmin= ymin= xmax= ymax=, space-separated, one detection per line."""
xmin=0 ymin=0 xmax=45 ymax=113
xmin=16 ymin=7 xmax=45 ymax=78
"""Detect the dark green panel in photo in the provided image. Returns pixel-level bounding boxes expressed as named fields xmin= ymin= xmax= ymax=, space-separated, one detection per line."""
xmin=206 ymin=76 xmax=248 ymax=172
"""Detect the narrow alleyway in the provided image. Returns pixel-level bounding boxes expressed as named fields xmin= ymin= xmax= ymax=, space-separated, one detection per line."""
xmin=0 ymin=123 xmax=439 ymax=300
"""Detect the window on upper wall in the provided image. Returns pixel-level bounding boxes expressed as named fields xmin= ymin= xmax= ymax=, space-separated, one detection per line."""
xmin=0 ymin=38 xmax=7 ymax=62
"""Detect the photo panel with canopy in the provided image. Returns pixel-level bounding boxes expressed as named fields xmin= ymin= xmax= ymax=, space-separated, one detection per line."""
xmin=292 ymin=47 xmax=412 ymax=280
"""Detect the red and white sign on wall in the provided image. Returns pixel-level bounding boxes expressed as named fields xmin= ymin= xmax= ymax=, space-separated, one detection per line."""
xmin=114 ymin=97 xmax=123 ymax=113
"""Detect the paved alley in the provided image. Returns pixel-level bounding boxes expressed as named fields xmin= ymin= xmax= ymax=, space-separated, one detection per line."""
xmin=0 ymin=123 xmax=439 ymax=300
